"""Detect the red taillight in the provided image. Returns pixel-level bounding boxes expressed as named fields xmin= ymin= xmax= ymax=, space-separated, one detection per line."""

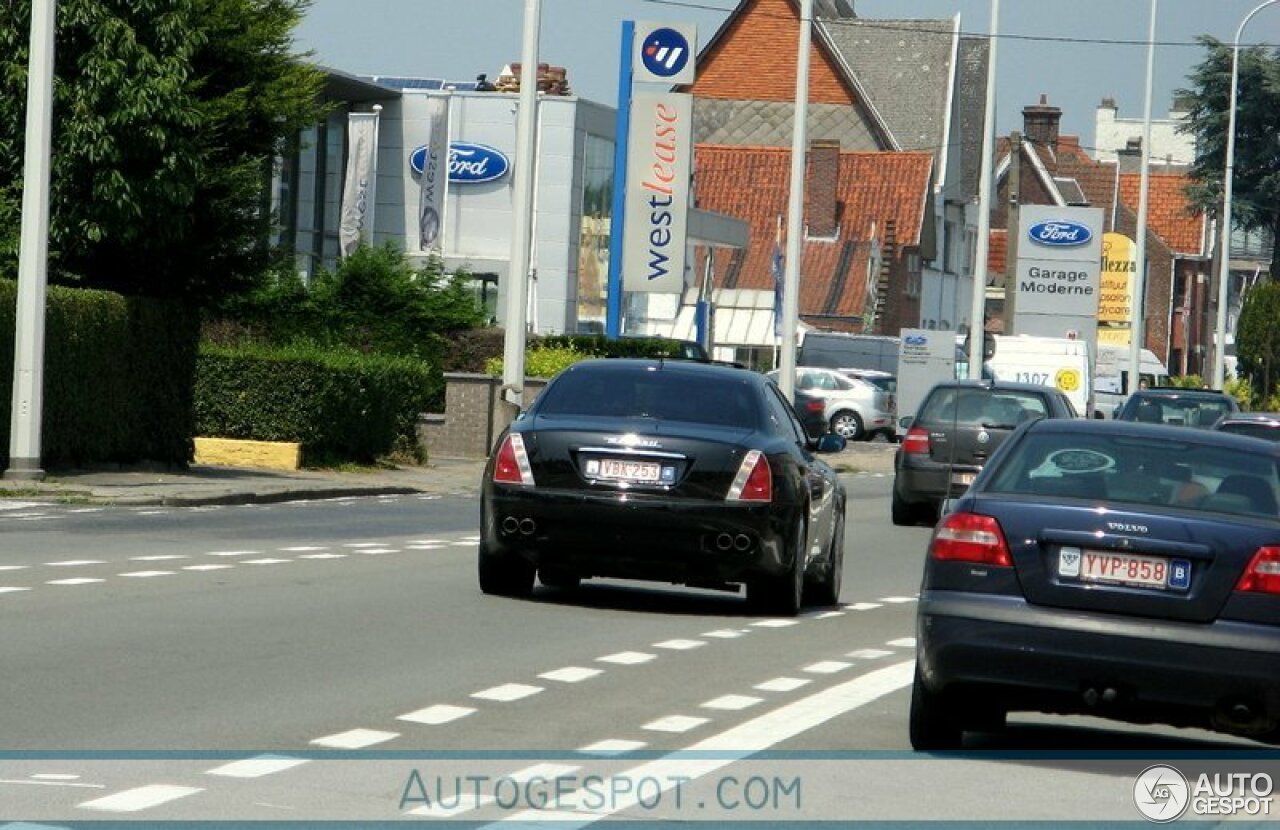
xmin=929 ymin=512 xmax=1012 ymax=566
xmin=1236 ymin=546 xmax=1280 ymax=594
xmin=727 ymin=450 xmax=772 ymax=503
xmin=903 ymin=425 xmax=930 ymax=455
xmin=803 ymin=400 xmax=824 ymax=414
xmin=492 ymin=433 xmax=535 ymax=486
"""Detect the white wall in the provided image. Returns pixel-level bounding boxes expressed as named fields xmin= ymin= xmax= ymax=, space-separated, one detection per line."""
xmin=1094 ymin=103 xmax=1196 ymax=165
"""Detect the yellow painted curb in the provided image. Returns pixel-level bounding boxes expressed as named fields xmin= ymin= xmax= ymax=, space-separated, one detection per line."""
xmin=194 ymin=437 xmax=301 ymax=471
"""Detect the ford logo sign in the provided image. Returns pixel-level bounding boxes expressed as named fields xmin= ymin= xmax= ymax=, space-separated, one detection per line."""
xmin=410 ymin=142 xmax=510 ymax=184
xmin=1028 ymin=220 xmax=1092 ymax=247
xmin=904 ymin=334 xmax=927 ymax=346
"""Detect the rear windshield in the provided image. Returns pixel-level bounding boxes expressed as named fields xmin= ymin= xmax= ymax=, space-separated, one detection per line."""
xmin=1127 ymin=396 xmax=1235 ymax=428
xmin=919 ymin=387 xmax=1048 ymax=429
xmin=986 ymin=431 xmax=1280 ymax=519
xmin=1218 ymin=422 xmax=1280 ymax=442
xmin=536 ymin=368 xmax=760 ymax=429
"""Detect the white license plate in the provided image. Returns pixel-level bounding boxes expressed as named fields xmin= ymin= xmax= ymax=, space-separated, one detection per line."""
xmin=1057 ymin=546 xmax=1191 ymax=590
xmin=951 ymin=472 xmax=976 ymax=487
xmin=591 ymin=458 xmax=661 ymax=483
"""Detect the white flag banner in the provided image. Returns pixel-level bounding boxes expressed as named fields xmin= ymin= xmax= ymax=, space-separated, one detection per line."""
xmin=419 ymin=97 xmax=450 ymax=252
xmin=339 ymin=109 xmax=381 ymax=257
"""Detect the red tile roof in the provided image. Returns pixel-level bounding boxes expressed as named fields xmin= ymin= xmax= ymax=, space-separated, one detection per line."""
xmin=693 ymin=144 xmax=933 ymax=320
xmin=988 ymin=229 xmax=1007 ymax=275
xmin=1118 ymin=172 xmax=1206 ymax=255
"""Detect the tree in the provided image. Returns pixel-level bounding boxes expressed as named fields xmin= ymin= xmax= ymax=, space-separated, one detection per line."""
xmin=1177 ymin=35 xmax=1280 ymax=279
xmin=0 ymin=0 xmax=326 ymax=303
xmin=1235 ymin=280 xmax=1280 ymax=400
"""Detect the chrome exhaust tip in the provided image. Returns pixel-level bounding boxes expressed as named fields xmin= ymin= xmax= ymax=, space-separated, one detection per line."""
xmin=501 ymin=516 xmax=520 ymax=534
xmin=715 ymin=533 xmax=734 ymax=551
xmin=518 ymin=518 xmax=537 ymax=536
xmin=733 ymin=534 xmax=752 ymax=552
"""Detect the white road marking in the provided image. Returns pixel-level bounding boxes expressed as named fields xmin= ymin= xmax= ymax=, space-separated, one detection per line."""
xmin=45 ymin=560 xmax=104 ymax=567
xmin=47 ymin=578 xmax=104 ymax=586
xmin=577 ymin=739 xmax=646 ymax=756
xmin=642 ymin=715 xmax=710 ymax=733
xmin=205 ymin=756 xmax=309 ymax=778
xmin=397 ymin=704 xmax=476 ymax=725
xmin=652 ymin=639 xmax=705 ymax=651
xmin=596 ymin=651 xmax=656 ymax=665
xmin=342 ymin=543 xmax=384 ymax=548
xmin=0 ymin=565 xmax=28 ymax=571
xmin=15 ymin=516 xmax=55 ymax=521
xmin=32 ymin=774 xmax=81 ymax=781
xmin=405 ymin=544 xmax=446 ymax=550
xmin=751 ymin=619 xmax=800 ymax=628
xmin=357 ymin=548 xmax=399 ymax=555
xmin=450 ymin=541 xmax=474 ymax=547
xmin=130 ymin=555 xmax=187 ymax=562
xmin=701 ymin=694 xmax=763 ymax=711
xmin=78 ymin=784 xmax=203 ymax=813
xmin=808 ymin=610 xmax=846 ymax=619
xmin=119 ymin=571 xmax=175 ymax=578
xmin=847 ymin=648 xmax=893 ymax=660
xmin=887 ymin=637 xmax=917 ymax=648
xmin=538 ymin=667 xmax=603 ymax=683
xmin=459 ymin=535 xmax=481 ymax=542
xmin=136 ymin=510 xmax=170 ymax=516
xmin=280 ymin=546 xmax=328 ymax=552
xmin=880 ymin=596 xmax=918 ymax=604
xmin=804 ymin=661 xmax=852 ymax=675
xmin=0 ymin=501 xmax=45 ymax=510
xmin=0 ymin=587 xmax=30 ymax=594
xmin=207 ymin=550 xmax=260 ymax=557
xmin=471 ymin=683 xmax=543 ymax=702
xmin=701 ymin=629 xmax=748 ymax=639
xmin=499 ymin=661 xmax=914 ymax=826
xmin=754 ymin=677 xmax=811 ymax=692
xmin=0 ymin=777 xmax=104 ymax=789
xmin=243 ymin=558 xmax=291 ymax=565
xmin=310 ymin=729 xmax=399 ymax=749
xmin=406 ymin=539 xmax=447 ymax=545
xmin=298 ymin=553 xmax=347 ymax=560
xmin=183 ymin=564 xmax=234 ymax=572
xmin=845 ymin=602 xmax=883 ymax=611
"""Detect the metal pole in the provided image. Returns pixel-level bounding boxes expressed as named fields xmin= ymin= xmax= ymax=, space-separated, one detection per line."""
xmin=500 ymin=0 xmax=541 ymax=409
xmin=605 ymin=21 xmax=634 ymax=340
xmin=777 ymin=0 xmax=813 ymax=402
xmin=1129 ymin=0 xmax=1158 ymax=393
xmin=6 ymin=0 xmax=57 ymax=481
xmin=1213 ymin=0 xmax=1279 ymax=390
xmin=968 ymin=0 xmax=1000 ymax=376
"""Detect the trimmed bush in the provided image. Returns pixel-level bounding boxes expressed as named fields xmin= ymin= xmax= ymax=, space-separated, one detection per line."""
xmin=0 ymin=278 xmax=197 ymax=468
xmin=195 ymin=343 xmax=438 ymax=465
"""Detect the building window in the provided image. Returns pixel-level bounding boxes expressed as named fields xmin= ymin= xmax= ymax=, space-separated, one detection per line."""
xmin=576 ymin=134 xmax=614 ymax=333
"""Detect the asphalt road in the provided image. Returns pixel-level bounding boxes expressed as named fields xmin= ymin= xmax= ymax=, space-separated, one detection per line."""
xmin=0 ymin=476 xmax=1264 ymax=824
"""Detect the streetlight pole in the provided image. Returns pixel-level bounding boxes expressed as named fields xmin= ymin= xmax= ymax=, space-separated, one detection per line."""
xmin=968 ymin=0 xmax=999 ymax=375
xmin=1128 ymin=0 xmax=1157 ymax=394
xmin=6 ymin=0 xmax=57 ymax=481
xmin=777 ymin=0 xmax=813 ymax=402
xmin=1213 ymin=0 xmax=1279 ymax=390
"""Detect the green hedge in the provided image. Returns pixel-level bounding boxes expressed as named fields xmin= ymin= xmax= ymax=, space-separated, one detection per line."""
xmin=537 ymin=334 xmax=701 ymax=359
xmin=195 ymin=343 xmax=438 ymax=465
xmin=0 ymin=279 xmax=197 ymax=467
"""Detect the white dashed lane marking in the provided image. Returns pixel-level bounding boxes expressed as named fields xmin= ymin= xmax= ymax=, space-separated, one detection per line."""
xmin=754 ymin=677 xmax=811 ymax=692
xmin=397 ymin=704 xmax=476 ymax=726
xmin=845 ymin=602 xmax=883 ymax=611
xmin=357 ymin=548 xmax=399 ymax=555
xmin=847 ymin=648 xmax=894 ymax=660
xmin=808 ymin=610 xmax=846 ymax=619
xmin=45 ymin=560 xmax=105 ymax=567
xmin=652 ymin=639 xmax=705 ymax=651
xmin=207 ymin=550 xmax=260 ymax=557
xmin=803 ymin=661 xmax=853 ymax=675
xmin=243 ymin=559 xmax=291 ymax=565
xmin=78 ymin=784 xmax=203 ymax=813
xmin=751 ymin=619 xmax=800 ymax=628
xmin=183 ymin=564 xmax=234 ymax=572
xmin=280 ymin=546 xmax=328 ymax=552
xmin=0 ymin=565 xmax=28 ymax=571
xmin=298 ymin=553 xmax=346 ymax=560
xmin=701 ymin=629 xmax=748 ymax=639
xmin=596 ymin=651 xmax=656 ymax=665
xmin=701 ymin=694 xmax=763 ymax=711
xmin=887 ymin=637 xmax=917 ymax=648
xmin=129 ymin=555 xmax=187 ymax=562
xmin=642 ymin=715 xmax=710 ymax=733
xmin=310 ymin=729 xmax=399 ymax=749
xmin=47 ymin=578 xmax=104 ymax=586
xmin=205 ymin=756 xmax=309 ymax=779
xmin=538 ymin=667 xmax=603 ymax=683
xmin=119 ymin=571 xmax=175 ymax=579
xmin=879 ymin=596 xmax=918 ymax=604
xmin=471 ymin=683 xmax=543 ymax=702
xmin=0 ymin=587 xmax=31 ymax=594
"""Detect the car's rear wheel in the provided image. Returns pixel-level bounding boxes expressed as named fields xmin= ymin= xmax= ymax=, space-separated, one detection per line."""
xmin=538 ymin=566 xmax=581 ymax=590
xmin=477 ymin=542 xmax=535 ymax=598
xmin=891 ymin=489 xmax=920 ymax=526
xmin=908 ymin=664 xmax=963 ymax=751
xmin=829 ymin=410 xmax=864 ymax=441
xmin=805 ymin=514 xmax=844 ymax=606
xmin=748 ymin=517 xmax=806 ymax=616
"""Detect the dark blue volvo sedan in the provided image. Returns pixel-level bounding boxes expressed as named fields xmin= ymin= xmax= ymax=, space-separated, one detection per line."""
xmin=480 ymin=359 xmax=848 ymax=616
xmin=912 ymin=418 xmax=1280 ymax=748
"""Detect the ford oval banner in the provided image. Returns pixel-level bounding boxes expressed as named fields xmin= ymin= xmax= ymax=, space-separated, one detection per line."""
xmin=410 ymin=142 xmax=510 ymax=184
xmin=621 ymin=92 xmax=693 ymax=294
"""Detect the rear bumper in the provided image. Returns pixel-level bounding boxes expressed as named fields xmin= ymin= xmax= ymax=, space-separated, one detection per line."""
xmin=894 ymin=455 xmax=980 ymax=506
xmin=918 ymin=590 xmax=1280 ymax=732
xmin=482 ymin=486 xmax=798 ymax=585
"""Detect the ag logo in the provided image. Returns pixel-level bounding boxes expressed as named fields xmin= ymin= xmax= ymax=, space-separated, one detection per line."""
xmin=1055 ymin=368 xmax=1080 ymax=393
xmin=640 ymin=27 xmax=691 ymax=78
xmin=1133 ymin=765 xmax=1189 ymax=822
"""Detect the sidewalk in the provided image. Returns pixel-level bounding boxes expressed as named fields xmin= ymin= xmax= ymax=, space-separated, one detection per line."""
xmin=0 ymin=444 xmax=897 ymax=508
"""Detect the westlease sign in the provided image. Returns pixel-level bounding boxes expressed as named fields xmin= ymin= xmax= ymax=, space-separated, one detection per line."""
xmin=622 ymin=92 xmax=692 ymax=294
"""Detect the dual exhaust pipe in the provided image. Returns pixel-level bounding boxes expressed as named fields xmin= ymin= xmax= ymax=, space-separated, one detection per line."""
xmin=714 ymin=533 xmax=753 ymax=552
xmin=501 ymin=516 xmax=537 ymax=536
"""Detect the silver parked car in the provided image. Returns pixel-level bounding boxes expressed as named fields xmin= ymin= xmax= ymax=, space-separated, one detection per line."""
xmin=769 ymin=366 xmax=894 ymax=441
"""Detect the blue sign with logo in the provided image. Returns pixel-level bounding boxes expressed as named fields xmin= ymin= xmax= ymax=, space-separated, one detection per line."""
xmin=1028 ymin=220 xmax=1093 ymax=247
xmin=640 ymin=27 xmax=691 ymax=79
xmin=903 ymin=334 xmax=927 ymax=346
xmin=410 ymin=142 xmax=509 ymax=184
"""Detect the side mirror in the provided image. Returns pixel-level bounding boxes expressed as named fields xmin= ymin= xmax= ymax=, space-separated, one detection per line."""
xmin=899 ymin=415 xmax=914 ymax=430
xmin=817 ymin=433 xmax=847 ymax=454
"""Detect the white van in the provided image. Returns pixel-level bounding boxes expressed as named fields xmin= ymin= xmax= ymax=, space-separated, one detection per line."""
xmin=984 ymin=334 xmax=1091 ymax=417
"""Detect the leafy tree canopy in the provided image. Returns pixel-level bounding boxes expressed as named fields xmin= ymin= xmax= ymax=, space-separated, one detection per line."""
xmin=1177 ymin=35 xmax=1280 ymax=278
xmin=1235 ymin=280 xmax=1280 ymax=400
xmin=0 ymin=0 xmax=327 ymax=303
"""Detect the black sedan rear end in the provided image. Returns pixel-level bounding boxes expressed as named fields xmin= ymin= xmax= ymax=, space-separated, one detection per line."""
xmin=912 ymin=419 xmax=1280 ymax=748
xmin=480 ymin=359 xmax=848 ymax=615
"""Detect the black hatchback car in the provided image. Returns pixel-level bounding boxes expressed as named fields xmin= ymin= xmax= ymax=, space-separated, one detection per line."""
xmin=1116 ymin=386 xmax=1240 ymax=428
xmin=480 ymin=359 xmax=848 ymax=615
xmin=892 ymin=380 xmax=1078 ymax=526
xmin=912 ymin=419 xmax=1280 ymax=749
xmin=1213 ymin=412 xmax=1280 ymax=441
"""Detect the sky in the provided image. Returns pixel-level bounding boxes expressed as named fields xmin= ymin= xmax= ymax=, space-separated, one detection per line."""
xmin=294 ymin=0 xmax=1280 ymax=146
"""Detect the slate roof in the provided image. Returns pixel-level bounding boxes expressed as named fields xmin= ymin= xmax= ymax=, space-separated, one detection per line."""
xmin=693 ymin=144 xmax=933 ymax=320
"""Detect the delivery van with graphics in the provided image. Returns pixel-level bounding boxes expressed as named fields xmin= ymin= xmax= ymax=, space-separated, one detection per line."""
xmin=984 ymin=334 xmax=1091 ymax=417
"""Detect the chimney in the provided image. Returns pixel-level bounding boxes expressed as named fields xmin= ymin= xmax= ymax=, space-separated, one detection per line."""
xmin=1117 ymin=137 xmax=1143 ymax=174
xmin=1022 ymin=94 xmax=1062 ymax=153
xmin=805 ymin=139 xmax=840 ymax=238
